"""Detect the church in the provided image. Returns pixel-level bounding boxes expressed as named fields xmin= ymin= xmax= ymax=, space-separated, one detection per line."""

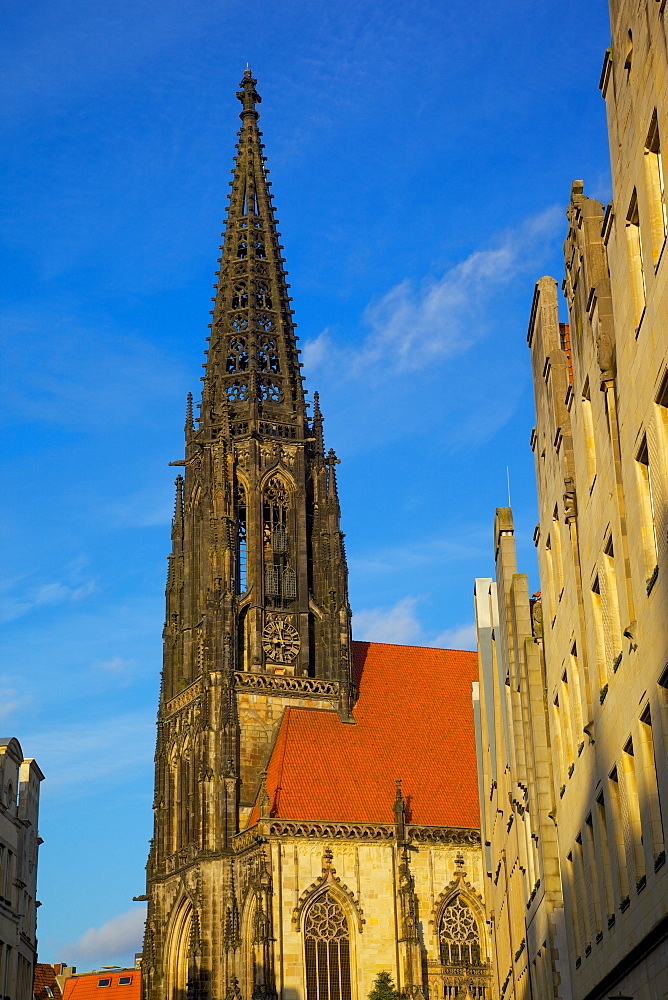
xmin=141 ymin=70 xmax=491 ymax=1000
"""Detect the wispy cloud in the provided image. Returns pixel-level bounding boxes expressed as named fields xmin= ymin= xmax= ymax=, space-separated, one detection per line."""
xmin=349 ymin=528 xmax=487 ymax=578
xmin=0 ymin=686 xmax=26 ymax=723
xmin=305 ymin=206 xmax=561 ymax=379
xmin=353 ymin=599 xmax=478 ymax=651
xmin=24 ymin=711 xmax=154 ymax=798
xmin=0 ymin=575 xmax=97 ymax=624
xmin=433 ymin=621 xmax=477 ymax=651
xmin=59 ymin=906 xmax=147 ymax=968
xmin=353 ymin=597 xmax=422 ymax=644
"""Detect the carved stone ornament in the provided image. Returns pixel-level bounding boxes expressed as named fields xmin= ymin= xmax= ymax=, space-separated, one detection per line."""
xmin=292 ymin=848 xmax=365 ymax=932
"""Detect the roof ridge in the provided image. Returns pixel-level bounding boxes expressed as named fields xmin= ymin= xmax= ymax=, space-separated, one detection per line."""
xmin=352 ymin=639 xmax=476 ymax=654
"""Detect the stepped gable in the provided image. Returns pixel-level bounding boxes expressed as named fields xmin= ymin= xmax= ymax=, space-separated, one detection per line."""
xmin=257 ymin=640 xmax=479 ymax=828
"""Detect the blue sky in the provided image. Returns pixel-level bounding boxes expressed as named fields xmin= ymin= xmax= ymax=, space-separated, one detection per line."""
xmin=1 ymin=0 xmax=612 ymax=972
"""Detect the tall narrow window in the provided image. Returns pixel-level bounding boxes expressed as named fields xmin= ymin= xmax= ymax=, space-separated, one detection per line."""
xmin=573 ymin=834 xmax=590 ymax=951
xmin=439 ymin=895 xmax=481 ymax=965
xmin=621 ymin=739 xmax=646 ymax=886
xmin=304 ymin=892 xmax=352 ymax=1000
xmin=626 ymin=190 xmax=646 ymax=326
xmin=544 ymin=535 xmax=557 ymax=624
xmin=236 ymin=484 xmax=247 ymax=595
xmin=608 ymin=767 xmax=630 ymax=902
xmin=552 ymin=694 xmax=567 ymax=789
xmin=560 ymin=672 xmax=575 ymax=767
xmin=568 ymin=644 xmax=586 ymax=751
xmin=601 ymin=538 xmax=623 ymax=671
xmin=581 ymin=378 xmax=597 ymax=488
xmin=552 ymin=507 xmax=564 ymax=599
xmin=645 ymin=111 xmax=668 ymax=257
xmin=583 ymin=815 xmax=603 ymax=937
xmin=636 ymin=436 xmax=659 ymax=582
xmin=595 ymin=793 xmax=616 ymax=921
xmin=638 ymin=706 xmax=666 ymax=865
xmin=263 ymin=477 xmax=293 ymax=607
xmin=590 ymin=576 xmax=607 ymax=690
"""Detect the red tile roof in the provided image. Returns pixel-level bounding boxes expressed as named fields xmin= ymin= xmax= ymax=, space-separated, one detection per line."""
xmin=257 ymin=640 xmax=479 ymax=829
xmin=61 ymin=970 xmax=140 ymax=1000
xmin=34 ymin=964 xmax=63 ymax=1000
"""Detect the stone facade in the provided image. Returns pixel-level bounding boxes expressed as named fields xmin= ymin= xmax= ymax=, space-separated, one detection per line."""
xmin=475 ymin=1 xmax=668 ymax=997
xmin=474 ymin=512 xmax=570 ymax=1000
xmin=142 ymin=71 xmax=491 ymax=1000
xmin=0 ymin=738 xmax=43 ymax=1000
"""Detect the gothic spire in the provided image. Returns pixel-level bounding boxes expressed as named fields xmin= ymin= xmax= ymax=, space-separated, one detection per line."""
xmin=202 ymin=69 xmax=305 ymax=438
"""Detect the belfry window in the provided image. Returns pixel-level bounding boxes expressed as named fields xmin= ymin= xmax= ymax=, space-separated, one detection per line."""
xmin=263 ymin=477 xmax=293 ymax=606
xmin=258 ymin=337 xmax=280 ymax=373
xmin=304 ymin=891 xmax=352 ymax=1000
xmin=231 ymin=283 xmax=248 ymax=309
xmin=227 ymin=337 xmax=249 ymax=373
xmin=439 ymin=895 xmax=481 ymax=966
xmin=256 ymin=283 xmax=272 ymax=308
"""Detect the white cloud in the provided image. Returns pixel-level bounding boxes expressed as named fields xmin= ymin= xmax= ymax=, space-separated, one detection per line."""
xmin=433 ymin=622 xmax=478 ymax=651
xmin=0 ymin=576 xmax=97 ymax=624
xmin=95 ymin=656 xmax=136 ymax=675
xmin=303 ymin=206 xmax=562 ymax=379
xmin=353 ymin=597 xmax=422 ymax=644
xmin=61 ymin=906 xmax=147 ymax=967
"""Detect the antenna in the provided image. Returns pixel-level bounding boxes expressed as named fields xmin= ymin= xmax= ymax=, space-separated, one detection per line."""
xmin=506 ymin=466 xmax=511 ymax=507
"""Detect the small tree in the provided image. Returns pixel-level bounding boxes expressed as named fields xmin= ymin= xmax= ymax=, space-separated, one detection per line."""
xmin=368 ymin=971 xmax=401 ymax=1000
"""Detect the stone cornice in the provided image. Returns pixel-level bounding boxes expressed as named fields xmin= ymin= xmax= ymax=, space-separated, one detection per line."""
xmin=232 ymin=821 xmax=481 ymax=851
xmin=233 ymin=671 xmax=339 ymax=699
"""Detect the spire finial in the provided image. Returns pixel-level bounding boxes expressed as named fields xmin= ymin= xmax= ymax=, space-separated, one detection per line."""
xmin=237 ymin=68 xmax=261 ymax=121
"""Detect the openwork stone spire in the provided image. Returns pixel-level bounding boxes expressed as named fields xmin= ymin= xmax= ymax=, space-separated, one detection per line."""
xmin=202 ymin=68 xmax=305 ymax=437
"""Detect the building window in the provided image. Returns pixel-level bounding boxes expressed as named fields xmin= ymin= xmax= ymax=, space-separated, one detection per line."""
xmin=439 ymin=895 xmax=481 ymax=965
xmin=304 ymin=891 xmax=352 ymax=1000
xmin=581 ymin=378 xmax=597 ymax=488
xmin=97 ymin=980 xmax=112 ymax=988
xmin=118 ymin=977 xmax=132 ymax=986
xmin=645 ymin=111 xmax=667 ymax=257
xmin=626 ymin=190 xmax=646 ymax=327
xmin=636 ymin=436 xmax=659 ymax=583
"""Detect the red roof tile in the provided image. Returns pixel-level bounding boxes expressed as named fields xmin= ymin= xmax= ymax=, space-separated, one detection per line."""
xmin=61 ymin=970 xmax=140 ymax=1000
xmin=258 ymin=641 xmax=479 ymax=829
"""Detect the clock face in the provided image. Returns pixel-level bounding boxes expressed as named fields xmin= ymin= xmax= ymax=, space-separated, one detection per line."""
xmin=262 ymin=616 xmax=300 ymax=664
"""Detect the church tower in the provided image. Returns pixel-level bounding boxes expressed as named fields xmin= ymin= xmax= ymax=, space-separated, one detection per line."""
xmin=142 ymin=70 xmax=354 ymax=1000
xmin=142 ymin=70 xmax=490 ymax=1000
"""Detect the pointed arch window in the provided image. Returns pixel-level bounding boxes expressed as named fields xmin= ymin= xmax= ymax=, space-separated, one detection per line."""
xmin=304 ymin=891 xmax=352 ymax=1000
xmin=263 ymin=477 xmax=293 ymax=607
xmin=439 ymin=895 xmax=481 ymax=966
xmin=231 ymin=283 xmax=248 ymax=309
xmin=256 ymin=283 xmax=272 ymax=308
xmin=227 ymin=337 xmax=249 ymax=373
xmin=258 ymin=337 xmax=279 ymax=373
